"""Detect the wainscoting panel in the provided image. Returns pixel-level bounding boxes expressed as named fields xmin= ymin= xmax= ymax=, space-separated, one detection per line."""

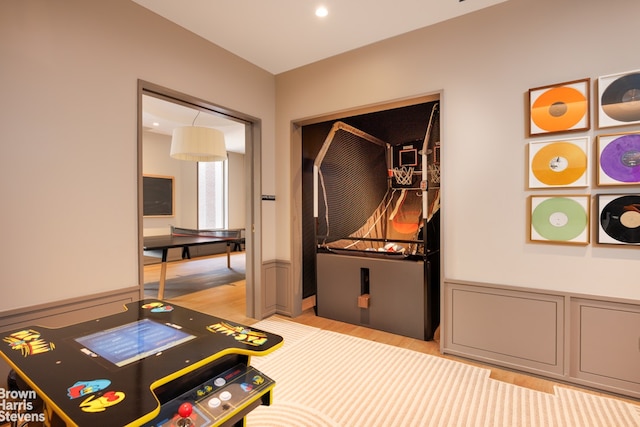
xmin=444 ymin=280 xmax=640 ymax=399
xmin=275 ymin=260 xmax=292 ymax=316
xmin=262 ymin=260 xmax=292 ymax=317
xmin=0 ymin=287 xmax=139 ymax=333
xmin=445 ymin=281 xmax=564 ymax=375
xmin=570 ymin=298 xmax=640 ymax=398
xmin=262 ymin=260 xmax=278 ymax=317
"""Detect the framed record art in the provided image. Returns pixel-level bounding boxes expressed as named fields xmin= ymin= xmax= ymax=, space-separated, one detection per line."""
xmin=596 ymin=194 xmax=640 ymax=246
xmin=528 ymin=78 xmax=590 ymax=136
xmin=529 ymin=195 xmax=590 ymax=245
xmin=528 ymin=137 xmax=589 ymax=188
xmin=596 ymin=132 xmax=640 ymax=186
xmin=598 ymin=69 xmax=640 ymax=129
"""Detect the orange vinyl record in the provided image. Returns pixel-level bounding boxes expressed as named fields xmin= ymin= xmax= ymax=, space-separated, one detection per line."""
xmin=531 ymin=86 xmax=587 ymax=132
xmin=531 ymin=141 xmax=587 ymax=185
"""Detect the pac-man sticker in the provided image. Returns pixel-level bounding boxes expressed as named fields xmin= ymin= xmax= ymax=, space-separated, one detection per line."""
xmin=142 ymin=302 xmax=174 ymax=312
xmin=67 ymin=380 xmax=111 ymax=399
xmin=206 ymin=322 xmax=268 ymax=347
xmin=3 ymin=329 xmax=55 ymax=357
xmin=196 ymin=385 xmax=213 ymax=398
xmin=79 ymin=391 xmax=125 ymax=413
xmin=141 ymin=302 xmax=164 ymax=309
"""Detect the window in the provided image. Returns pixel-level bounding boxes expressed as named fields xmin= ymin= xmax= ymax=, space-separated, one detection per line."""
xmin=198 ymin=160 xmax=227 ymax=229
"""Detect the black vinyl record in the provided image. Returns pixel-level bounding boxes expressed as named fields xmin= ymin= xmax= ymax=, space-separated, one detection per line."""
xmin=600 ymin=195 xmax=640 ymax=243
xmin=601 ymin=73 xmax=640 ymax=123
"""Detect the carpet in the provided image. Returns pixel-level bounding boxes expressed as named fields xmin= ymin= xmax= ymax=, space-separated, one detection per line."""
xmin=144 ymin=271 xmax=245 ymax=299
xmin=247 ymin=317 xmax=640 ymax=427
xmin=143 ymin=255 xmax=245 ymax=299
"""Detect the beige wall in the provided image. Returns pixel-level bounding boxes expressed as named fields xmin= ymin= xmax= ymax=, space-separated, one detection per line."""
xmin=142 ymin=131 xmax=197 ymax=235
xmin=1 ymin=0 xmax=639 ymax=317
xmin=276 ymin=0 xmax=640 ymax=300
xmin=0 ymin=0 xmax=275 ymax=312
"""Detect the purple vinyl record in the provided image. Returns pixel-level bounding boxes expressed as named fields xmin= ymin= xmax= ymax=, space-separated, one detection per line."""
xmin=600 ymin=134 xmax=640 ymax=182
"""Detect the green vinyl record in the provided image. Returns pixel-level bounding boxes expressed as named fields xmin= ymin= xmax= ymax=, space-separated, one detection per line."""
xmin=532 ymin=197 xmax=587 ymax=241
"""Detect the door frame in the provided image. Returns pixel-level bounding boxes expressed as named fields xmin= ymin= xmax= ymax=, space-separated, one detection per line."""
xmin=137 ymin=80 xmax=263 ymax=318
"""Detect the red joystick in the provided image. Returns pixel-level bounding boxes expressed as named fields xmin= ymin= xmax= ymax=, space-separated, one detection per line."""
xmin=178 ymin=402 xmax=193 ymax=419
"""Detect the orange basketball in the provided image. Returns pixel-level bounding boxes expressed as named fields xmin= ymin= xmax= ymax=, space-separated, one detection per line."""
xmin=392 ymin=211 xmax=420 ymax=234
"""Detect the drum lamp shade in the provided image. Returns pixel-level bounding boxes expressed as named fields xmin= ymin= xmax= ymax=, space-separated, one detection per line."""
xmin=170 ymin=126 xmax=227 ymax=162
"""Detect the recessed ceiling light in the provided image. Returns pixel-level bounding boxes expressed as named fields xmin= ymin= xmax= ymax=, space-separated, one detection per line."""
xmin=315 ymin=6 xmax=328 ymax=17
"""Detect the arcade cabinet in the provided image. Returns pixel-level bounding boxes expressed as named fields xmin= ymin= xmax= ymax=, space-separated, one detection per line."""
xmin=314 ymin=103 xmax=441 ymax=340
xmin=0 ymin=300 xmax=283 ymax=426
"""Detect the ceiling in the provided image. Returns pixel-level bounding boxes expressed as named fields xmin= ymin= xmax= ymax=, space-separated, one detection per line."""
xmin=131 ymin=0 xmax=509 ymax=75
xmin=142 ymin=95 xmax=246 ymax=153
xmin=139 ymin=0 xmax=508 ymax=154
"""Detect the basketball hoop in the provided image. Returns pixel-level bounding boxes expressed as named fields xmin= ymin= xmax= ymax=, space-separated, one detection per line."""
xmin=429 ymin=163 xmax=440 ymax=185
xmin=393 ymin=166 xmax=414 ymax=186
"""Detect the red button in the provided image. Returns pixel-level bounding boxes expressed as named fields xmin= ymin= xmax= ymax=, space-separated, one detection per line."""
xmin=178 ymin=402 xmax=193 ymax=418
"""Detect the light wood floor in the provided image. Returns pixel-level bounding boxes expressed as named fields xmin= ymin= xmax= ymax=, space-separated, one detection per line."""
xmin=146 ymin=254 xmax=639 ymax=406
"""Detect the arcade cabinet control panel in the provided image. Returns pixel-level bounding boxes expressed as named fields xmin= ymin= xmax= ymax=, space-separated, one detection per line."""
xmin=0 ymin=300 xmax=283 ymax=426
xmin=143 ymin=364 xmax=274 ymax=427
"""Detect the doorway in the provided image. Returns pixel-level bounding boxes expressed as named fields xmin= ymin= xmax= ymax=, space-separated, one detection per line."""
xmin=292 ymin=94 xmax=441 ymax=337
xmin=137 ymin=80 xmax=263 ymax=318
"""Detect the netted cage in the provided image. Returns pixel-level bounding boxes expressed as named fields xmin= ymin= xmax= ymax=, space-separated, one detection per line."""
xmin=314 ymin=118 xmax=439 ymax=259
xmin=314 ymin=121 xmax=389 ymax=246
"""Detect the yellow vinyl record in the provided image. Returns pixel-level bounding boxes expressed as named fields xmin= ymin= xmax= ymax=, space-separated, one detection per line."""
xmin=531 ymin=86 xmax=587 ymax=132
xmin=531 ymin=141 xmax=587 ymax=185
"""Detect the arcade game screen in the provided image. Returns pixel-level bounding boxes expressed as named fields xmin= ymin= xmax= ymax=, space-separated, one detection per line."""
xmin=75 ymin=319 xmax=196 ymax=367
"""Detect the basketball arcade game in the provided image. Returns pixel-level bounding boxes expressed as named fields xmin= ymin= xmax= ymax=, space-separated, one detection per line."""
xmin=313 ymin=103 xmax=441 ymax=340
xmin=0 ymin=300 xmax=283 ymax=426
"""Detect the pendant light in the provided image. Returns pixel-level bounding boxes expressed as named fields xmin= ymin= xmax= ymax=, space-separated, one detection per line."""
xmin=170 ymin=111 xmax=227 ymax=162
